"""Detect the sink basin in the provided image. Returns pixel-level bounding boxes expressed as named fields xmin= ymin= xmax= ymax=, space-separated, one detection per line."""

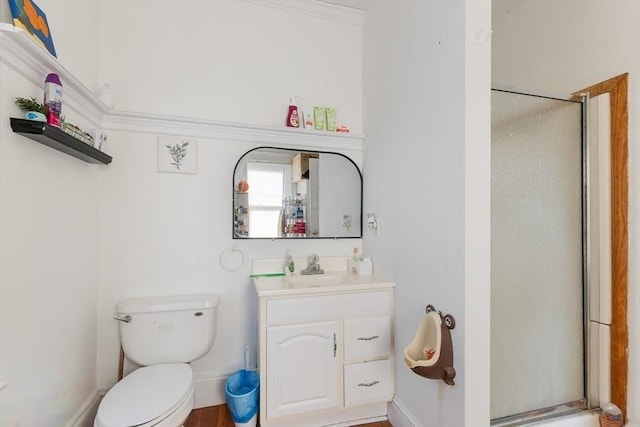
xmin=285 ymin=273 xmax=354 ymax=288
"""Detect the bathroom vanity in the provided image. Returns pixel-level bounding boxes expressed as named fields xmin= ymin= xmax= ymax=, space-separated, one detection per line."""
xmin=252 ymin=258 xmax=395 ymax=427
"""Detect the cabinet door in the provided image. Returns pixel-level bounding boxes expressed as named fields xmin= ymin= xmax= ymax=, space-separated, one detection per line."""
xmin=266 ymin=321 xmax=340 ymax=419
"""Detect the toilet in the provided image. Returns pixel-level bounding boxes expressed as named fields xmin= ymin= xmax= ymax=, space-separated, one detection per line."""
xmin=94 ymin=293 xmax=220 ymax=427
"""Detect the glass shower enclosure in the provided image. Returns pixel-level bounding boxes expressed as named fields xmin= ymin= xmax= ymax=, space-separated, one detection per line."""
xmin=491 ymin=89 xmax=587 ymax=424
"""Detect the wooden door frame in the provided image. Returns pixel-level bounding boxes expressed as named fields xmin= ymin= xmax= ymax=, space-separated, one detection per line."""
xmin=573 ymin=73 xmax=628 ymax=420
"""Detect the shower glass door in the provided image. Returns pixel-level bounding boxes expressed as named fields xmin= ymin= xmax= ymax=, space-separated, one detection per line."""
xmin=491 ymin=90 xmax=586 ymax=423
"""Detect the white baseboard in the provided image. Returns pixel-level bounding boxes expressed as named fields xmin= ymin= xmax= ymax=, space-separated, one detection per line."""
xmin=67 ymin=389 xmax=106 ymax=427
xmin=388 ymin=396 xmax=419 ymax=427
xmin=193 ymin=372 xmax=232 ymax=408
xmin=75 ymin=372 xmax=390 ymax=423
xmin=71 ymin=384 xmax=405 ymax=427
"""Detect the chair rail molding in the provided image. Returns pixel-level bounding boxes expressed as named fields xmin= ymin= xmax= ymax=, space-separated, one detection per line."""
xmin=101 ymin=110 xmax=364 ymax=152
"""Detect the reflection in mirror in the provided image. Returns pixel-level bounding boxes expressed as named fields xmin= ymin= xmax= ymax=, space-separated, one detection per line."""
xmin=233 ymin=147 xmax=362 ymax=239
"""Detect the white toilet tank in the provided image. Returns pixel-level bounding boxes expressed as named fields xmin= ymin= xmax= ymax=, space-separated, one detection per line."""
xmin=117 ymin=293 xmax=220 ymax=366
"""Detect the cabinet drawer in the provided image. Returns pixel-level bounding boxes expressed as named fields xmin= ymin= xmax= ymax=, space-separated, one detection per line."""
xmin=266 ymin=291 xmax=391 ymax=325
xmin=344 ymin=316 xmax=391 ymax=361
xmin=344 ymin=359 xmax=393 ymax=407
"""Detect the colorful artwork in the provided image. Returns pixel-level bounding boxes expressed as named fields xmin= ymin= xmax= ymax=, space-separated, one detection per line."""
xmin=8 ymin=0 xmax=56 ymax=57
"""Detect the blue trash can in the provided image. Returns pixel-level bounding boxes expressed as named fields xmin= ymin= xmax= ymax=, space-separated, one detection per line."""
xmin=225 ymin=369 xmax=259 ymax=426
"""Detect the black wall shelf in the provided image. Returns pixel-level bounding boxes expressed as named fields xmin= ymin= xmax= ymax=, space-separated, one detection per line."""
xmin=10 ymin=118 xmax=112 ymax=165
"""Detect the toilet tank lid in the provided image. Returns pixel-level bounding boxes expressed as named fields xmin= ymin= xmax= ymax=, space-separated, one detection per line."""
xmin=117 ymin=293 xmax=220 ymax=314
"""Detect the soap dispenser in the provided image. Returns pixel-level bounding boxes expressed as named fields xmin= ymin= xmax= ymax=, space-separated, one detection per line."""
xmin=286 ymin=96 xmax=299 ymax=128
xmin=285 ymin=251 xmax=295 ymax=276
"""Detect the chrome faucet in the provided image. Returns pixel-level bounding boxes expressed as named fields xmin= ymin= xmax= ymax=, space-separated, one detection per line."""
xmin=301 ymin=254 xmax=324 ymax=275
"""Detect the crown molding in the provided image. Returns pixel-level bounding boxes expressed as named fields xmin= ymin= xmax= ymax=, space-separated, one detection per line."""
xmin=0 ymin=24 xmax=108 ymax=126
xmin=102 ymin=109 xmax=364 ymax=152
xmin=0 ymin=23 xmax=363 ymax=153
xmin=240 ymin=0 xmax=365 ymax=26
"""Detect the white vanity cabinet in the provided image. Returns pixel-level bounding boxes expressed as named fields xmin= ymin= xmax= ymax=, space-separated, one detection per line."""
xmin=256 ymin=282 xmax=395 ymax=427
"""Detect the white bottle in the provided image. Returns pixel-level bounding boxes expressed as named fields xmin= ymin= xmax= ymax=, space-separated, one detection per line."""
xmin=98 ymin=83 xmax=114 ymax=109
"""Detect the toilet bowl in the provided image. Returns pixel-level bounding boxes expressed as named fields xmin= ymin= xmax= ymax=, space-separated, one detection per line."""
xmin=94 ymin=294 xmax=220 ymax=427
xmin=95 ymin=364 xmax=195 ymax=427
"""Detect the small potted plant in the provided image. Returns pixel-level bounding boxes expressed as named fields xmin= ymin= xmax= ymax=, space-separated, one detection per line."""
xmin=14 ymin=97 xmax=47 ymax=122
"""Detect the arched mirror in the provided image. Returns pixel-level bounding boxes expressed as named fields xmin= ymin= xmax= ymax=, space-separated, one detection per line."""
xmin=233 ymin=147 xmax=362 ymax=239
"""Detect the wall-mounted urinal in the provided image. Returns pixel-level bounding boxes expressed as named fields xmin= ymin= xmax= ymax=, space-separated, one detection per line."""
xmin=404 ymin=304 xmax=456 ymax=385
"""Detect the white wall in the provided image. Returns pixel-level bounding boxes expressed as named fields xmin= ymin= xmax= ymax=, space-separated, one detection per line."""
xmin=94 ymin=0 xmax=365 ymax=401
xmin=95 ymin=128 xmax=362 ymax=394
xmin=0 ymin=0 xmax=365 ymax=423
xmin=0 ymin=75 xmax=99 ymax=427
xmin=0 ymin=5 xmax=102 ymax=424
xmin=0 ymin=0 xmax=495 ymax=424
xmin=36 ymin=0 xmax=101 ymax=93
xmin=492 ymin=1 xmax=639 ymax=424
xmin=464 ymin=1 xmax=492 ymax=424
xmin=97 ymin=0 xmax=363 ymax=132
xmin=362 ymin=1 xmax=491 ymax=426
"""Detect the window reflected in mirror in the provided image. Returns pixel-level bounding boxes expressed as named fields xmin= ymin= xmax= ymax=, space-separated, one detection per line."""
xmin=233 ymin=147 xmax=362 ymax=239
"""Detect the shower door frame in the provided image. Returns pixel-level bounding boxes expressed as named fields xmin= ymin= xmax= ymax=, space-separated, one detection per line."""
xmin=572 ymin=73 xmax=629 ymax=421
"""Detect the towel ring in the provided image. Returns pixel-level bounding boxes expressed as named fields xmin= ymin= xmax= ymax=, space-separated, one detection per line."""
xmin=220 ymin=245 xmax=245 ymax=272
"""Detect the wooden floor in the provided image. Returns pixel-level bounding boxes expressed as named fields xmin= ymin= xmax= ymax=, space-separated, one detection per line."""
xmin=184 ymin=405 xmax=392 ymax=427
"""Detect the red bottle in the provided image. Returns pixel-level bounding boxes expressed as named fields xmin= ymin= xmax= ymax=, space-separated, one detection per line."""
xmin=286 ymin=96 xmax=299 ymax=128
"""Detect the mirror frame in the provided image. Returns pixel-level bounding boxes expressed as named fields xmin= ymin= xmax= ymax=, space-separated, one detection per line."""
xmin=232 ymin=146 xmax=363 ymax=239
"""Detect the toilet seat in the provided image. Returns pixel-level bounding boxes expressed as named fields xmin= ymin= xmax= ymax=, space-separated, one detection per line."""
xmin=95 ymin=363 xmax=194 ymax=427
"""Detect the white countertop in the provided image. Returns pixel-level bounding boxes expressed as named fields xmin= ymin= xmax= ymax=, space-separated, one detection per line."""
xmin=253 ymin=272 xmax=395 ymax=297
